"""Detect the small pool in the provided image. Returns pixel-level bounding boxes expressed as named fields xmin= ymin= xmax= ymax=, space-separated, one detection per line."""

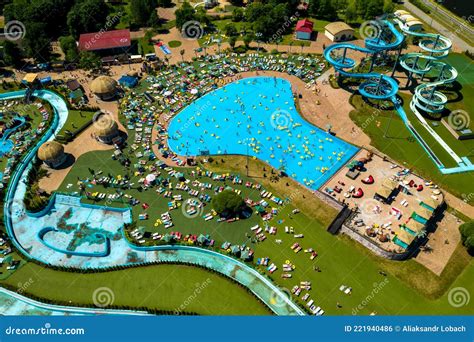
xmin=0 ymin=139 xmax=14 ymax=157
xmin=168 ymin=77 xmax=358 ymax=189
xmin=0 ymin=115 xmax=26 ymax=157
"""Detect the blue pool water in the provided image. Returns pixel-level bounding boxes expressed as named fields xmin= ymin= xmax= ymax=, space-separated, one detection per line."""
xmin=168 ymin=77 xmax=358 ymax=189
xmin=0 ymin=139 xmax=14 ymax=157
xmin=0 ymin=116 xmax=26 ymax=157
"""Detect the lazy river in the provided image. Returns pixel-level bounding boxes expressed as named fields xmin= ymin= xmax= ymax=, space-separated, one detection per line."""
xmin=168 ymin=77 xmax=358 ymax=189
xmin=1 ymin=90 xmax=304 ymax=316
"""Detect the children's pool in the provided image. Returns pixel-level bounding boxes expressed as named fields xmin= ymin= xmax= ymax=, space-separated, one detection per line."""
xmin=168 ymin=77 xmax=358 ymax=189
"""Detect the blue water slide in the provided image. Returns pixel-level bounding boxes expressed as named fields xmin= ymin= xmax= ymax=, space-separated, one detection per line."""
xmin=324 ymin=20 xmax=404 ymax=100
xmin=324 ymin=18 xmax=474 ymax=174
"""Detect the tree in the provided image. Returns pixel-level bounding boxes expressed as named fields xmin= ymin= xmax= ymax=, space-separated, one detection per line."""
xmin=175 ymin=2 xmax=197 ymax=30
xmin=232 ymin=7 xmax=244 ymax=22
xmin=364 ymin=0 xmax=384 ymax=19
xmin=211 ymin=190 xmax=246 ymax=217
xmin=22 ymin=21 xmax=52 ymax=62
xmin=179 ymin=49 xmax=185 ymax=61
xmin=4 ymin=0 xmax=74 ymax=39
xmin=59 ymin=35 xmax=79 ymax=62
xmin=318 ymin=0 xmax=337 ymax=20
xmin=225 ymin=23 xmax=238 ymax=37
xmin=345 ymin=1 xmax=358 ymax=23
xmin=130 ymin=0 xmax=159 ymax=27
xmin=148 ymin=10 xmax=160 ymax=28
xmin=243 ymin=34 xmax=253 ymax=48
xmin=67 ymin=0 xmax=110 ymax=37
xmin=383 ymin=0 xmax=394 ymax=14
xmin=229 ymin=36 xmax=237 ymax=50
xmin=78 ymin=51 xmax=101 ymax=70
xmin=245 ymin=3 xmax=267 ymax=22
xmin=459 ymin=221 xmax=474 ymax=256
xmin=1 ymin=40 xmax=23 ymax=67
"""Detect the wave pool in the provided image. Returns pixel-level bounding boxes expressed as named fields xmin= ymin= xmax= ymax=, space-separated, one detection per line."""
xmin=168 ymin=77 xmax=358 ymax=189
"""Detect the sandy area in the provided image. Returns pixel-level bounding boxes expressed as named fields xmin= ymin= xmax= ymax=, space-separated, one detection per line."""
xmin=414 ymin=212 xmax=462 ymax=275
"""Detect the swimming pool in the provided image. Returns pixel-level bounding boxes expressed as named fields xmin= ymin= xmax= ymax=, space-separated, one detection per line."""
xmin=0 ymin=115 xmax=26 ymax=157
xmin=168 ymin=77 xmax=358 ymax=190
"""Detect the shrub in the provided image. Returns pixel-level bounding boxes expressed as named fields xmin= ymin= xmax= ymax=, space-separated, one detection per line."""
xmin=211 ymin=190 xmax=245 ymax=217
xmin=459 ymin=221 xmax=474 ymax=256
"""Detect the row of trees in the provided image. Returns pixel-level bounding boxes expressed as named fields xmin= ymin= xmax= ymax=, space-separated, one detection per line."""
xmin=459 ymin=221 xmax=474 ymax=256
xmin=182 ymin=0 xmax=396 ymax=44
xmin=307 ymin=0 xmax=395 ymax=22
xmin=1 ymin=0 xmax=167 ymax=65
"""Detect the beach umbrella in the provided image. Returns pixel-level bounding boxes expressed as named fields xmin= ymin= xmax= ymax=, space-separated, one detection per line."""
xmin=190 ymin=88 xmax=198 ymax=95
xmin=146 ymin=174 xmax=156 ymax=183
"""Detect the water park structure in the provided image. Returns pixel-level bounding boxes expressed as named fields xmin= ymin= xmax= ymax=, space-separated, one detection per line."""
xmin=0 ymin=1 xmax=473 ymax=320
xmin=324 ymin=16 xmax=474 ymax=174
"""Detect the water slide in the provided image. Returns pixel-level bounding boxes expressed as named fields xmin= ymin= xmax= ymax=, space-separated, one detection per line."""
xmin=395 ymin=20 xmax=473 ymax=173
xmin=324 ymin=18 xmax=474 ymax=174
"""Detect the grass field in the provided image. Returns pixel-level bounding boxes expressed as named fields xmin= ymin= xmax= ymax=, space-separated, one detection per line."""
xmin=55 ymin=110 xmax=96 ymax=139
xmin=1 ymin=262 xmax=270 ymax=315
xmin=49 ymin=146 xmax=473 ymax=315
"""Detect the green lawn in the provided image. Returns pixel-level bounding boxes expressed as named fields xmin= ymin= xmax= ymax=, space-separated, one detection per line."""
xmin=56 ymin=149 xmax=322 ymax=247
xmin=349 ymin=94 xmax=474 ymax=201
xmin=135 ymin=30 xmax=156 ymax=55
xmin=1 ymin=262 xmax=270 ymax=315
xmin=55 ymin=110 xmax=96 ymax=140
xmin=51 ymin=144 xmax=473 ymax=315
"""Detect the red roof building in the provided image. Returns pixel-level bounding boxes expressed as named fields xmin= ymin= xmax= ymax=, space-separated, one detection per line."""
xmin=295 ymin=19 xmax=314 ymax=33
xmin=295 ymin=19 xmax=314 ymax=40
xmin=78 ymin=29 xmax=131 ymax=52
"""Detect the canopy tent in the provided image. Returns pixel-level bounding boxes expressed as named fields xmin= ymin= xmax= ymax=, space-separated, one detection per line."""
xmin=415 ymin=207 xmax=433 ymax=220
xmin=197 ymin=234 xmax=208 ymax=245
xmin=404 ymin=220 xmax=425 ymax=235
xmin=118 ymin=75 xmax=138 ymax=88
xmin=145 ymin=174 xmax=156 ymax=183
xmin=230 ymin=245 xmax=240 ymax=255
xmin=22 ymin=73 xmax=38 ymax=84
